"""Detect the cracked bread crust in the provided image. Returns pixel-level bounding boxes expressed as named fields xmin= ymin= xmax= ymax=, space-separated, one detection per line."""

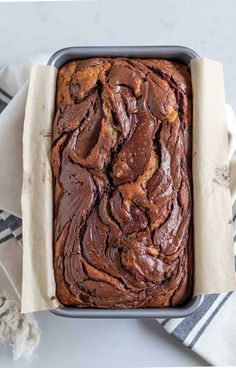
xmin=51 ymin=58 xmax=193 ymax=308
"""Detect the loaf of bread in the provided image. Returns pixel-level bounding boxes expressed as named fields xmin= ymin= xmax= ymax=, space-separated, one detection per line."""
xmin=51 ymin=58 xmax=193 ymax=308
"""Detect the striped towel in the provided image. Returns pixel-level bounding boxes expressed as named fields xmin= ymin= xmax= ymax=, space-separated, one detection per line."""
xmin=0 ymin=88 xmax=11 ymax=112
xmin=0 ymin=57 xmax=236 ymax=364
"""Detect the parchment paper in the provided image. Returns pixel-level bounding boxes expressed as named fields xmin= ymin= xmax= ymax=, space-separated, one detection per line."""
xmin=21 ymin=66 xmax=59 ymax=313
xmin=21 ymin=59 xmax=236 ymax=313
xmin=191 ymin=58 xmax=235 ymax=295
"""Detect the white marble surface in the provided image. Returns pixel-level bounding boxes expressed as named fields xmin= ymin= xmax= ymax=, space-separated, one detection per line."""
xmin=1 ymin=1 xmax=235 ymax=366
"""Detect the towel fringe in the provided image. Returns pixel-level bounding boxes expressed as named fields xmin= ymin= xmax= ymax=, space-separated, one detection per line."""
xmin=0 ymin=293 xmax=40 ymax=361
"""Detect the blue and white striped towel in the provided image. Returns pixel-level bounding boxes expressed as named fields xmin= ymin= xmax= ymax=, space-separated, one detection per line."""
xmin=0 ymin=56 xmax=236 ymax=364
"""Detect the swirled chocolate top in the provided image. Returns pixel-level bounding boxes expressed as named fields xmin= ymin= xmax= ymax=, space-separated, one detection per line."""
xmin=52 ymin=58 xmax=193 ymax=308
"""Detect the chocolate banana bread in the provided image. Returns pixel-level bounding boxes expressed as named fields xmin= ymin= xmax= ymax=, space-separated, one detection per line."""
xmin=51 ymin=58 xmax=193 ymax=308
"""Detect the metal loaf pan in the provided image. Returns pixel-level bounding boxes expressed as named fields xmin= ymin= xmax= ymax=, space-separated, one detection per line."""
xmin=48 ymin=46 xmax=204 ymax=318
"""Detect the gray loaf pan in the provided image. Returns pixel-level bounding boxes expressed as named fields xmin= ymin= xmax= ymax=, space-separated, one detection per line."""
xmin=48 ymin=46 xmax=204 ymax=318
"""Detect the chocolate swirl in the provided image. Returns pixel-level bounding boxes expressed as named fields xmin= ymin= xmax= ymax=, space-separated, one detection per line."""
xmin=52 ymin=58 xmax=193 ymax=308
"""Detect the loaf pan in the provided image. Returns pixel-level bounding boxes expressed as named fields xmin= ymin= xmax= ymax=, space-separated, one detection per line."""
xmin=48 ymin=45 xmax=203 ymax=318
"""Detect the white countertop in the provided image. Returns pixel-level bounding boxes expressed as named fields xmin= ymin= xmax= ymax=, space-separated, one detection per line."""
xmin=1 ymin=1 xmax=235 ymax=366
xmin=1 ymin=312 xmax=206 ymax=368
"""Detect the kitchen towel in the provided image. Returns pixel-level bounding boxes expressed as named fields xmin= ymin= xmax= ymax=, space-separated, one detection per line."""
xmin=0 ymin=55 xmax=236 ymax=365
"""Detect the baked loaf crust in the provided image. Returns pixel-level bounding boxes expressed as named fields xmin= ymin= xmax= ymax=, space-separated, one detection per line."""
xmin=51 ymin=58 xmax=193 ymax=308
